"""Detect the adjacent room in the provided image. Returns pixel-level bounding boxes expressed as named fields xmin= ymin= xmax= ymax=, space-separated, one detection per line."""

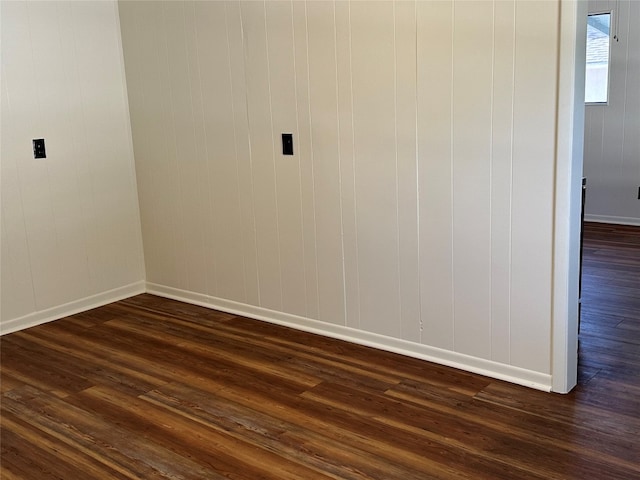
xmin=1 ymin=0 xmax=638 ymax=478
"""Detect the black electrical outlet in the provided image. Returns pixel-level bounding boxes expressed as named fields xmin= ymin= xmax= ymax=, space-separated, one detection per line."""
xmin=282 ymin=133 xmax=293 ymax=155
xmin=33 ymin=139 xmax=46 ymax=159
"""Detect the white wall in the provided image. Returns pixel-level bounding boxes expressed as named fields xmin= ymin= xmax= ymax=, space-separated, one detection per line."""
xmin=584 ymin=0 xmax=640 ymax=225
xmin=120 ymin=0 xmax=563 ymax=390
xmin=1 ymin=1 xmax=146 ymax=333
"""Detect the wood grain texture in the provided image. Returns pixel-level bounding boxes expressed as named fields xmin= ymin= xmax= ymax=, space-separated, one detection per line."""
xmin=2 ymin=223 xmax=639 ymax=479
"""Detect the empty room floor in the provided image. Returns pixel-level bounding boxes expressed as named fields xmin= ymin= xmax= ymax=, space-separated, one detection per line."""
xmin=1 ymin=222 xmax=639 ymax=479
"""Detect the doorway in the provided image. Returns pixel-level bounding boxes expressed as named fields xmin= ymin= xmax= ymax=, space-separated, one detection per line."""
xmin=578 ymin=223 xmax=640 ymax=385
xmin=578 ymin=0 xmax=640 ymax=386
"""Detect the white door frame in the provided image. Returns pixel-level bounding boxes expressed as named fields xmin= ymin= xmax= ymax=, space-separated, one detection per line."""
xmin=552 ymin=0 xmax=588 ymax=394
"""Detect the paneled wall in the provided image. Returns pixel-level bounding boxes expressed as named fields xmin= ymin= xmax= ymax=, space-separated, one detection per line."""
xmin=120 ymin=0 xmax=561 ymax=388
xmin=1 ymin=1 xmax=145 ymax=332
xmin=584 ymin=0 xmax=640 ymax=225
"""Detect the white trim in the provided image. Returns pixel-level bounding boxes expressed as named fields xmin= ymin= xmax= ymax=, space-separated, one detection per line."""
xmin=147 ymin=282 xmax=552 ymax=392
xmin=0 ymin=281 xmax=145 ymax=336
xmin=552 ymin=0 xmax=587 ymax=394
xmin=584 ymin=214 xmax=640 ymax=226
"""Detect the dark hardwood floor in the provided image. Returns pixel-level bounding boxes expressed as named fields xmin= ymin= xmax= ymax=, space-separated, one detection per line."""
xmin=1 ymin=222 xmax=639 ymax=479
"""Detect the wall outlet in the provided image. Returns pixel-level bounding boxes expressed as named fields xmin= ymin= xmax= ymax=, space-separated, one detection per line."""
xmin=282 ymin=133 xmax=293 ymax=156
xmin=33 ymin=138 xmax=46 ymax=159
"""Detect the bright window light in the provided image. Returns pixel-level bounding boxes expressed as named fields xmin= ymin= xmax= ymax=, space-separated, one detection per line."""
xmin=585 ymin=13 xmax=611 ymax=104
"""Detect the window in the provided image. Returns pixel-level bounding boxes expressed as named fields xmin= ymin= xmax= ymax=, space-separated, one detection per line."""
xmin=585 ymin=13 xmax=611 ymax=104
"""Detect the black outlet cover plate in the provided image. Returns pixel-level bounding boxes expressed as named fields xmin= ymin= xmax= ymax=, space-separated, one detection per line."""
xmin=33 ymin=139 xmax=46 ymax=159
xmin=282 ymin=133 xmax=293 ymax=155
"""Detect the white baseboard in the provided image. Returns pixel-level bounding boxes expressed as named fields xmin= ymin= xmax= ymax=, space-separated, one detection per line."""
xmin=584 ymin=214 xmax=640 ymax=226
xmin=146 ymin=282 xmax=552 ymax=392
xmin=0 ymin=281 xmax=146 ymax=336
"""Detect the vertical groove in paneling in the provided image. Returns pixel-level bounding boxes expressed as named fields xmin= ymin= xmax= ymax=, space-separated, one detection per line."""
xmin=263 ymin=0 xmax=285 ymax=311
xmin=222 ymin=3 xmax=248 ymax=303
xmin=489 ymin=0 xmax=495 ymax=360
xmin=393 ymin=1 xmax=402 ymax=340
xmin=292 ymin=2 xmax=320 ymax=319
xmin=306 ymin=0 xmax=346 ymax=325
xmin=508 ymin=0 xmax=516 ymax=365
xmin=450 ymin=0 xmax=457 ymax=353
xmin=189 ymin=2 xmax=212 ymax=299
xmin=240 ymin=1 xmax=283 ymax=311
xmin=417 ymin=0 xmax=455 ymax=350
xmin=265 ymin=0 xmax=306 ymax=317
xmin=211 ymin=0 xmax=253 ymax=303
xmin=347 ymin=1 xmax=362 ymax=332
xmin=334 ymin=0 xmax=359 ymax=329
xmin=172 ymin=0 xmax=206 ymax=293
xmin=225 ymin=0 xmax=260 ymax=306
xmin=451 ymin=0 xmax=493 ymax=359
xmin=289 ymin=1 xmax=310 ymax=318
xmin=292 ymin=1 xmax=320 ymax=319
xmin=57 ymin=2 xmax=94 ymax=296
xmin=350 ymin=1 xmax=401 ymax=338
xmin=289 ymin=2 xmax=305 ymax=314
xmin=148 ymin=0 xmax=171 ymax=287
xmin=160 ymin=2 xmax=187 ymax=290
xmin=490 ymin=0 xmax=516 ymax=364
xmin=182 ymin=3 xmax=206 ymax=295
xmin=395 ymin=1 xmax=419 ymax=342
xmin=180 ymin=3 xmax=207 ymax=293
xmin=333 ymin=1 xmax=348 ymax=328
xmin=413 ymin=0 xmax=422 ymax=342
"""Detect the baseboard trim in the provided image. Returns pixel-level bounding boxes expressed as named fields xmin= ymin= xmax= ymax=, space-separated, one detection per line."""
xmin=584 ymin=214 xmax=640 ymax=226
xmin=146 ymin=282 xmax=552 ymax=392
xmin=0 ymin=281 xmax=146 ymax=336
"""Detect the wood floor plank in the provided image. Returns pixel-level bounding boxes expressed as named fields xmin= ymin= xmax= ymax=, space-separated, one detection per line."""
xmin=385 ymin=382 xmax=639 ymax=467
xmin=141 ymin=383 xmax=415 ymax=480
xmin=1 ymin=412 xmax=134 ymax=480
xmin=2 ymin=387 xmax=185 ymax=480
xmin=1 ymin=222 xmax=639 ymax=479
xmin=302 ymin=381 xmax=639 ymax=480
xmin=70 ymin=385 xmax=335 ymax=480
